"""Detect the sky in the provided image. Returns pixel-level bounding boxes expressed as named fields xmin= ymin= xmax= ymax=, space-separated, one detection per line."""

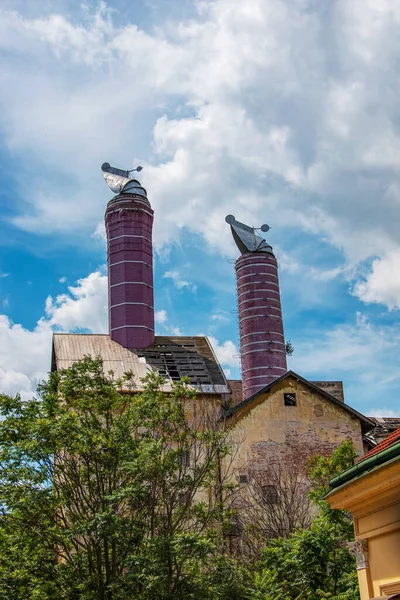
xmin=0 ymin=0 xmax=400 ymax=416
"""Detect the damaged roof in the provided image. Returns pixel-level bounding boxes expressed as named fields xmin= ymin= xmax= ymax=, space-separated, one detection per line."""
xmin=51 ymin=333 xmax=229 ymax=394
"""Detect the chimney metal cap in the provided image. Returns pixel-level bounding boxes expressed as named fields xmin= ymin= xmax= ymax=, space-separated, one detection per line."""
xmin=101 ymin=162 xmax=147 ymax=198
xmin=225 ymin=214 xmax=273 ymax=255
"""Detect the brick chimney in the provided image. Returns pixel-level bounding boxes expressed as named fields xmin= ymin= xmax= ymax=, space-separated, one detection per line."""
xmin=226 ymin=215 xmax=287 ymax=400
xmin=105 ymin=178 xmax=155 ymax=349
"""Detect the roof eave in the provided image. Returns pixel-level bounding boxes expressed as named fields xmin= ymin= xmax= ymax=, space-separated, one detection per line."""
xmin=225 ymin=370 xmax=374 ymax=430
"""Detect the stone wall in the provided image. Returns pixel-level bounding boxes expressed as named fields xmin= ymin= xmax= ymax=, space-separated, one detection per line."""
xmin=227 ymin=375 xmax=364 ymax=478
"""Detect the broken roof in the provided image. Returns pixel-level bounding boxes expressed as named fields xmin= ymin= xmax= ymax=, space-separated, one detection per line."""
xmin=51 ymin=333 xmax=229 ymax=394
xmin=364 ymin=416 xmax=400 ymax=448
xmin=358 ymin=427 xmax=400 ymax=464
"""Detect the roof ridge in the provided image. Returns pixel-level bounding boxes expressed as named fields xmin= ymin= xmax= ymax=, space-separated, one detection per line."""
xmin=358 ymin=426 xmax=400 ymax=463
xmin=226 ymin=370 xmax=373 ymax=429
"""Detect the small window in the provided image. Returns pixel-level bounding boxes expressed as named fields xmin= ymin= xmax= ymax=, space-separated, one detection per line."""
xmin=178 ymin=450 xmax=190 ymax=468
xmin=261 ymin=484 xmax=278 ymax=505
xmin=284 ymin=392 xmax=297 ymax=406
xmin=178 ymin=492 xmax=190 ymax=506
xmin=239 ymin=474 xmax=248 ymax=484
xmin=314 ymin=404 xmax=323 ymax=417
xmin=227 ymin=518 xmax=243 ymax=537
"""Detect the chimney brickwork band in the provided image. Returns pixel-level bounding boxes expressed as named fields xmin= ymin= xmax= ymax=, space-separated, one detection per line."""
xmin=105 ymin=194 xmax=155 ymax=349
xmin=236 ymin=252 xmax=287 ymax=400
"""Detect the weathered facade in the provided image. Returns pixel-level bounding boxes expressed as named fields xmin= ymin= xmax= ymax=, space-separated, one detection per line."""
xmin=224 ymin=372 xmax=371 ymax=480
xmin=326 ymin=429 xmax=400 ymax=599
xmin=50 ymin=164 xmax=376 ymax=522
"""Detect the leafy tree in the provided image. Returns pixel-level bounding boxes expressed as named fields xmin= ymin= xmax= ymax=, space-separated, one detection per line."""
xmin=0 ymin=361 xmax=362 ymax=600
xmin=240 ymin=444 xmax=312 ymax=556
xmin=248 ymin=516 xmax=359 ymax=600
xmin=308 ymin=439 xmax=357 ymax=510
xmin=247 ymin=440 xmax=360 ymax=600
xmin=0 ymin=357 xmax=235 ymax=600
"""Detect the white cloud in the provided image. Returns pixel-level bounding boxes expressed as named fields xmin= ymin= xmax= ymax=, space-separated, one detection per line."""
xmin=353 ymin=250 xmax=400 ymax=310
xmin=155 ymin=309 xmax=168 ymax=324
xmin=367 ymin=409 xmax=400 ymax=418
xmin=163 ymin=270 xmax=197 ymax=292
xmin=0 ymin=316 xmax=52 ymax=401
xmin=45 ymin=271 xmax=108 ymax=333
xmin=92 ymin=222 xmax=107 ymax=242
xmin=0 ymin=273 xmax=9 ymax=278
xmin=0 ymin=0 xmax=398 ymax=288
xmin=289 ymin=311 xmax=400 ymax=410
xmin=211 ymin=313 xmax=228 ymax=322
xmin=169 ymin=325 xmax=183 ymax=336
xmin=0 ymin=269 xmax=108 ymax=399
xmin=207 ymin=336 xmax=239 ymax=369
xmin=59 ymin=276 xmax=67 ymax=283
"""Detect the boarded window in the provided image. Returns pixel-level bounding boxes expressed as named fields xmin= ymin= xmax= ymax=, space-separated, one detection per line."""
xmin=314 ymin=404 xmax=324 ymax=417
xmin=261 ymin=484 xmax=278 ymax=505
xmin=178 ymin=450 xmax=190 ymax=468
xmin=284 ymin=392 xmax=297 ymax=406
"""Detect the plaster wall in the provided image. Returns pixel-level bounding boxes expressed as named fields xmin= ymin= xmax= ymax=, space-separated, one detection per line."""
xmin=228 ymin=377 xmax=364 ymax=476
xmin=326 ymin=456 xmax=400 ymax=599
xmin=368 ymin=529 xmax=400 ymax=597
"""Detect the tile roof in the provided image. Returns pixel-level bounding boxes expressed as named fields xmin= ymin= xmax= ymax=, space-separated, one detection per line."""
xmin=52 ymin=333 xmax=229 ymax=394
xmin=363 ymin=417 xmax=400 ymax=448
xmin=358 ymin=427 xmax=400 ymax=463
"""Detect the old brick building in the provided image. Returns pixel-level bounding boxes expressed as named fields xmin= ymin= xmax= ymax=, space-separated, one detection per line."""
xmin=52 ymin=164 xmax=375 ymax=492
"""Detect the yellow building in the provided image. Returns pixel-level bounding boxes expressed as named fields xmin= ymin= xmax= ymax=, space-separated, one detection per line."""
xmin=224 ymin=370 xmax=371 ymax=475
xmin=326 ymin=428 xmax=400 ymax=599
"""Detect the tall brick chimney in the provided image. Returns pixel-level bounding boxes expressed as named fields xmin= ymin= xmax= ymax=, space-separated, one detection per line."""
xmin=103 ymin=164 xmax=155 ymax=349
xmin=226 ymin=215 xmax=287 ymax=400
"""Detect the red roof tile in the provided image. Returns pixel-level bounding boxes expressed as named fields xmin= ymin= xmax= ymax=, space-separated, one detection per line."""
xmin=358 ymin=427 xmax=400 ymax=463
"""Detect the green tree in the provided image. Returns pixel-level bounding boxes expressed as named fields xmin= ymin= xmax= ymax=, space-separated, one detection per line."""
xmin=308 ymin=439 xmax=357 ymax=510
xmin=247 ymin=441 xmax=360 ymax=600
xmin=0 ymin=357 xmax=235 ymax=600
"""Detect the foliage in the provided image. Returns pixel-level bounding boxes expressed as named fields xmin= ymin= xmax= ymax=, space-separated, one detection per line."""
xmin=241 ymin=444 xmax=312 ymax=555
xmin=308 ymin=439 xmax=357 ymax=508
xmin=0 ymin=362 xmax=361 ymax=600
xmin=244 ymin=440 xmax=360 ymax=600
xmin=285 ymin=341 xmax=294 ymax=356
xmin=248 ymin=515 xmax=359 ymax=600
xmin=0 ymin=357 xmax=234 ymax=600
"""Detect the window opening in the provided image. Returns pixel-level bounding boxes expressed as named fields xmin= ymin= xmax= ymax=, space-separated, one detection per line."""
xmin=284 ymin=392 xmax=297 ymax=406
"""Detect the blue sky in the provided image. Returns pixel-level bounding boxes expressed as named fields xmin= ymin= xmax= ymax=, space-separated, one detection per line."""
xmin=0 ymin=0 xmax=400 ymax=416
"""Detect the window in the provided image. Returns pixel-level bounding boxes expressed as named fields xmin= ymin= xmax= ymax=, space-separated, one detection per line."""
xmin=227 ymin=518 xmax=243 ymax=537
xmin=284 ymin=392 xmax=297 ymax=406
xmin=178 ymin=450 xmax=190 ymax=468
xmin=261 ymin=484 xmax=278 ymax=505
xmin=178 ymin=492 xmax=191 ymax=506
xmin=314 ymin=404 xmax=323 ymax=417
xmin=239 ymin=474 xmax=248 ymax=484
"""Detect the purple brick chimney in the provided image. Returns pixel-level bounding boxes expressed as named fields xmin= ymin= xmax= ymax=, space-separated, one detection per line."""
xmin=226 ymin=215 xmax=287 ymax=400
xmin=103 ymin=163 xmax=155 ymax=349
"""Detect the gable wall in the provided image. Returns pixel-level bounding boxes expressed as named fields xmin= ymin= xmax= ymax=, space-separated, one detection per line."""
xmin=228 ymin=377 xmax=364 ymax=475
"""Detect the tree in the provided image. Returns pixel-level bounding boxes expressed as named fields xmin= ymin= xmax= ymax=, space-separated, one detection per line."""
xmin=239 ymin=445 xmax=312 ymax=557
xmin=0 ymin=363 xmax=363 ymax=600
xmin=0 ymin=357 xmax=236 ymax=600
xmin=247 ymin=440 xmax=360 ymax=600
xmin=247 ymin=516 xmax=359 ymax=600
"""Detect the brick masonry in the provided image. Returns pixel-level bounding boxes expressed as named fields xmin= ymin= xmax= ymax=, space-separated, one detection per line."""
xmin=227 ymin=375 xmax=364 ymax=477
